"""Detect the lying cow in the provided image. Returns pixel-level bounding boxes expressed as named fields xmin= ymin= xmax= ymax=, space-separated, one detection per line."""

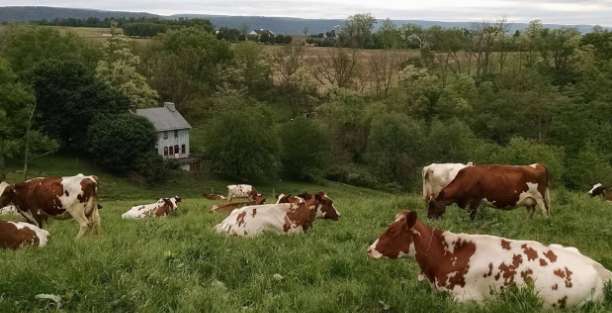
xmin=122 ymin=196 xmax=181 ymax=219
xmin=368 ymin=210 xmax=612 ymax=308
xmin=226 ymin=184 xmax=258 ymax=202
xmin=203 ymin=193 xmax=227 ymax=201
xmin=0 ymin=174 xmax=101 ymax=238
xmin=214 ymin=192 xmax=339 ymax=237
xmin=0 ymin=205 xmax=18 ymax=215
xmin=588 ymin=183 xmax=612 ymax=201
xmin=276 ymin=192 xmax=341 ymax=220
xmin=422 ymin=162 xmax=472 ymax=201
xmin=210 ymin=193 xmax=266 ymax=214
xmin=0 ymin=220 xmax=49 ymax=250
xmin=428 ymin=164 xmax=551 ymax=219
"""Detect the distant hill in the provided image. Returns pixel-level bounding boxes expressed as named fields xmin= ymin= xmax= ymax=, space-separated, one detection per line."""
xmin=0 ymin=6 xmax=604 ymax=34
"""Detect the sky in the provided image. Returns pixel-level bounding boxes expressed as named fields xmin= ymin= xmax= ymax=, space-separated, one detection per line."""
xmin=4 ymin=0 xmax=612 ymax=26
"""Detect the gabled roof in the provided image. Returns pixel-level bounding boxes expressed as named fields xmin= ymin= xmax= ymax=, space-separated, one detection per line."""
xmin=135 ymin=103 xmax=192 ymax=132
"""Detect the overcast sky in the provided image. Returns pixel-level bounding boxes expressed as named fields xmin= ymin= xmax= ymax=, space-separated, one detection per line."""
xmin=4 ymin=0 xmax=612 ymax=26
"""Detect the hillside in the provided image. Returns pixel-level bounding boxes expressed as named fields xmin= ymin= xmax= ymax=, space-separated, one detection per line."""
xmin=0 ymin=6 xmax=604 ymax=34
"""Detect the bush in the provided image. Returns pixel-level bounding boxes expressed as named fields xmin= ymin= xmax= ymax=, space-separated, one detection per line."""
xmin=204 ymin=106 xmax=279 ymax=181
xmin=426 ymin=118 xmax=481 ymax=163
xmin=325 ymin=164 xmax=379 ymax=189
xmin=279 ymin=117 xmax=330 ymax=181
xmin=563 ymin=143 xmax=612 ymax=189
xmin=490 ymin=137 xmax=565 ymax=183
xmin=132 ymin=152 xmax=171 ymax=184
xmin=87 ymin=113 xmax=157 ymax=173
xmin=366 ymin=114 xmax=425 ymax=187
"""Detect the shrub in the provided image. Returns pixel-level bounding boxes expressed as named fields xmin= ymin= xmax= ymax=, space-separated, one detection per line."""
xmin=426 ymin=118 xmax=481 ymax=163
xmin=279 ymin=117 xmax=330 ymax=181
xmin=87 ymin=113 xmax=156 ymax=173
xmin=366 ymin=114 xmax=426 ymax=187
xmin=204 ymin=106 xmax=279 ymax=181
xmin=490 ymin=137 xmax=565 ymax=183
xmin=563 ymin=143 xmax=612 ymax=189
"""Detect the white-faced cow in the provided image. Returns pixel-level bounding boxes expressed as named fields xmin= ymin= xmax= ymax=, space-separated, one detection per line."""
xmin=588 ymin=183 xmax=612 ymax=202
xmin=428 ymin=164 xmax=551 ymax=220
xmin=226 ymin=184 xmax=258 ymax=202
xmin=0 ymin=221 xmax=49 ymax=250
xmin=368 ymin=210 xmax=612 ymax=308
xmin=422 ymin=162 xmax=473 ymax=201
xmin=0 ymin=174 xmax=100 ymax=238
xmin=121 ymin=196 xmax=181 ymax=219
xmin=214 ymin=192 xmax=339 ymax=237
xmin=276 ymin=192 xmax=341 ymax=220
xmin=210 ymin=193 xmax=266 ymax=214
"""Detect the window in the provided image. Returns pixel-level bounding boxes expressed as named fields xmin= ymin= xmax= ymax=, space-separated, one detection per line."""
xmin=163 ymin=146 xmax=168 ymax=156
xmin=181 ymin=144 xmax=186 ymax=154
xmin=174 ymin=145 xmax=179 ymax=155
xmin=163 ymin=131 xmax=168 ymax=139
xmin=169 ymin=146 xmax=173 ymax=155
xmin=174 ymin=130 xmax=179 ymax=138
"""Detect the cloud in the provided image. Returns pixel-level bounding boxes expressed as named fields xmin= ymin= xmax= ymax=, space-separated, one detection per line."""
xmin=3 ymin=0 xmax=611 ymax=26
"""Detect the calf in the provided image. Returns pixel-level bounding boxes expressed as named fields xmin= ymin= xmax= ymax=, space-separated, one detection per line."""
xmin=0 ymin=174 xmax=101 ymax=238
xmin=0 ymin=221 xmax=49 ymax=249
xmin=121 ymin=196 xmax=181 ymax=219
xmin=368 ymin=210 xmax=612 ymax=308
xmin=588 ymin=183 xmax=612 ymax=201
xmin=428 ymin=164 xmax=551 ymax=219
xmin=214 ymin=192 xmax=338 ymax=237
xmin=277 ymin=192 xmax=341 ymax=220
xmin=226 ymin=184 xmax=258 ymax=202
xmin=210 ymin=193 xmax=266 ymax=214
xmin=422 ymin=162 xmax=472 ymax=201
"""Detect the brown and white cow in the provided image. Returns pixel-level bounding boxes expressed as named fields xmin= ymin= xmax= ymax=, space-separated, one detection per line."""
xmin=226 ymin=184 xmax=258 ymax=202
xmin=214 ymin=192 xmax=339 ymax=237
xmin=368 ymin=210 xmax=612 ymax=308
xmin=0 ymin=221 xmax=50 ymax=249
xmin=588 ymin=183 xmax=612 ymax=202
xmin=0 ymin=174 xmax=101 ymax=238
xmin=121 ymin=196 xmax=181 ymax=219
xmin=210 ymin=193 xmax=266 ymax=214
xmin=422 ymin=162 xmax=473 ymax=201
xmin=276 ymin=192 xmax=341 ymax=220
xmin=428 ymin=164 xmax=551 ymax=219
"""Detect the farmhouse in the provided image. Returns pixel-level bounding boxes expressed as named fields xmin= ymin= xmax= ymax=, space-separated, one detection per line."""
xmin=135 ymin=102 xmax=195 ymax=170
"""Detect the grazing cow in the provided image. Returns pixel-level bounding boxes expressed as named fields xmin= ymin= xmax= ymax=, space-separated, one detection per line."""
xmin=0 ymin=221 xmax=49 ymax=249
xmin=226 ymin=184 xmax=258 ymax=202
xmin=588 ymin=183 xmax=612 ymax=201
xmin=122 ymin=196 xmax=181 ymax=219
xmin=428 ymin=164 xmax=551 ymax=219
xmin=422 ymin=162 xmax=473 ymax=201
xmin=214 ymin=192 xmax=339 ymax=237
xmin=368 ymin=210 xmax=612 ymax=308
xmin=203 ymin=193 xmax=227 ymax=200
xmin=210 ymin=193 xmax=266 ymax=214
xmin=0 ymin=174 xmax=100 ymax=238
xmin=277 ymin=192 xmax=341 ymax=220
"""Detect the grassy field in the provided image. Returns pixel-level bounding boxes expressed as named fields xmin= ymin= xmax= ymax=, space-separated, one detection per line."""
xmin=1 ymin=156 xmax=611 ymax=312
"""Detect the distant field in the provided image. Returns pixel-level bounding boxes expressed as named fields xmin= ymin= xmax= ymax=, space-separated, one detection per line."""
xmin=1 ymin=156 xmax=611 ymax=312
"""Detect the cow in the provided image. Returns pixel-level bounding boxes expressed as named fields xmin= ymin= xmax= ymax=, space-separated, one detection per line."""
xmin=0 ymin=221 xmax=50 ymax=250
xmin=276 ymin=192 xmax=341 ymax=220
xmin=214 ymin=192 xmax=339 ymax=237
xmin=367 ymin=210 xmax=612 ymax=308
xmin=226 ymin=184 xmax=258 ymax=202
xmin=422 ymin=162 xmax=473 ymax=201
xmin=588 ymin=183 xmax=612 ymax=201
xmin=428 ymin=164 xmax=551 ymax=220
xmin=0 ymin=205 xmax=18 ymax=215
xmin=121 ymin=196 xmax=181 ymax=219
xmin=0 ymin=174 xmax=101 ymax=238
xmin=210 ymin=193 xmax=266 ymax=214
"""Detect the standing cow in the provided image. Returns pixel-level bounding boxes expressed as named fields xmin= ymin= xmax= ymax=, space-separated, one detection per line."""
xmin=422 ymin=162 xmax=473 ymax=201
xmin=368 ymin=210 xmax=612 ymax=308
xmin=0 ymin=174 xmax=101 ymax=238
xmin=226 ymin=184 xmax=258 ymax=202
xmin=428 ymin=164 xmax=551 ymax=219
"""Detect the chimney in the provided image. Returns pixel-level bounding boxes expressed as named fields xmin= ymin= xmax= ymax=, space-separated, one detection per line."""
xmin=164 ymin=102 xmax=176 ymax=112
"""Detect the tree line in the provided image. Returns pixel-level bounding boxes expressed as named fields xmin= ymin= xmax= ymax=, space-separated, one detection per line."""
xmin=0 ymin=14 xmax=611 ymax=191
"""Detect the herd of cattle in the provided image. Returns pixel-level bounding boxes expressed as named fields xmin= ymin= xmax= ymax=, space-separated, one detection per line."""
xmin=0 ymin=163 xmax=611 ymax=308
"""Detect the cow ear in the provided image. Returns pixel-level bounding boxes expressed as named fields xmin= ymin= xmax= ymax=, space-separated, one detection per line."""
xmin=405 ymin=211 xmax=417 ymax=228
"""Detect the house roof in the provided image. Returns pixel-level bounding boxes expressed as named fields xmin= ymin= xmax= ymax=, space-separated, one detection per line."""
xmin=135 ymin=103 xmax=192 ymax=132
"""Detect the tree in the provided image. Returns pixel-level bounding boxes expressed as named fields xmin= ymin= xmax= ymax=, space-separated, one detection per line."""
xmin=231 ymin=41 xmax=273 ymax=96
xmin=279 ymin=117 xmax=330 ymax=180
xmin=31 ymin=59 xmax=129 ymax=151
xmin=338 ymin=13 xmax=376 ymax=48
xmin=204 ymin=105 xmax=279 ymax=181
xmin=96 ymin=27 xmax=159 ymax=109
xmin=87 ymin=113 xmax=157 ymax=173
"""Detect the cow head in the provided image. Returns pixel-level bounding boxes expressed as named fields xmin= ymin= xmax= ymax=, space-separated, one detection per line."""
xmin=368 ymin=210 xmax=418 ymax=259
xmin=276 ymin=193 xmax=304 ymax=204
xmin=174 ymin=195 xmax=182 ymax=203
xmin=314 ymin=192 xmax=340 ymax=221
xmin=253 ymin=193 xmax=266 ymax=205
xmin=427 ymin=195 xmax=448 ymax=219
xmin=588 ymin=183 xmax=607 ymax=197
xmin=0 ymin=182 xmax=15 ymax=207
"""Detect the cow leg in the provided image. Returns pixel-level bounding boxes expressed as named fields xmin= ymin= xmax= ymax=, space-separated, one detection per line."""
xmin=527 ymin=206 xmax=535 ymax=218
xmin=468 ymin=201 xmax=479 ymax=220
xmin=19 ymin=209 xmax=40 ymax=227
xmin=67 ymin=204 xmax=91 ymax=238
xmin=91 ymin=206 xmax=102 ymax=235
